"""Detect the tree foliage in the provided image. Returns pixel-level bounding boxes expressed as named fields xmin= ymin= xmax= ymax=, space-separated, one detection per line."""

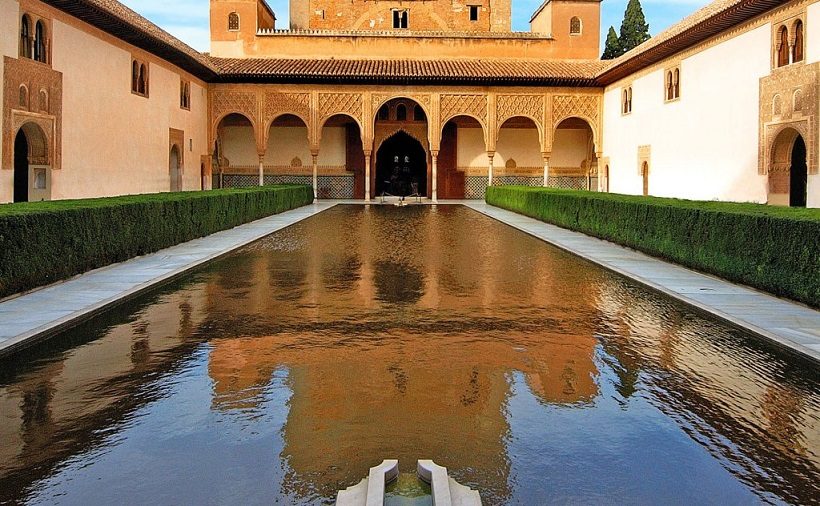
xmin=618 ymin=0 xmax=651 ymax=54
xmin=601 ymin=26 xmax=622 ymax=60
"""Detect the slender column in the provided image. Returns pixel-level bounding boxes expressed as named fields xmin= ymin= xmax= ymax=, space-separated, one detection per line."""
xmin=311 ymin=150 xmax=319 ymax=199
xmin=487 ymin=151 xmax=495 ymax=187
xmin=258 ymin=153 xmax=265 ymax=187
xmin=542 ymin=152 xmax=550 ymax=187
xmin=431 ymin=150 xmax=439 ymax=203
xmin=364 ymin=150 xmax=372 ymax=202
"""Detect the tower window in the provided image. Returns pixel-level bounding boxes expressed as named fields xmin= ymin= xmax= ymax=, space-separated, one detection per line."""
xmin=469 ymin=5 xmax=479 ymax=22
xmin=622 ymin=86 xmax=633 ymax=115
xmin=20 ymin=15 xmax=32 ymax=59
xmin=228 ymin=12 xmax=240 ymax=31
xmin=793 ymin=20 xmax=804 ymax=63
xmin=776 ymin=25 xmax=789 ymax=67
xmin=180 ymin=80 xmax=191 ymax=110
xmin=34 ymin=20 xmax=47 ymax=63
xmin=393 ymin=9 xmax=408 ymax=29
xmin=665 ymin=67 xmax=680 ymax=101
xmin=570 ymin=17 xmax=582 ymax=35
xmin=132 ymin=58 xmax=149 ymax=97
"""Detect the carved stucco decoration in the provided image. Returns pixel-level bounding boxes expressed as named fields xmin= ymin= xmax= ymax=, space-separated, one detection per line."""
xmin=759 ymin=61 xmax=818 ymax=175
xmin=373 ymin=124 xmax=430 ymax=155
xmin=264 ymin=91 xmax=311 ymax=125
xmin=439 ymin=94 xmax=488 ymax=127
xmin=318 ymin=92 xmax=363 ymax=126
xmin=212 ymin=90 xmax=258 ymax=128
xmin=552 ymin=95 xmax=599 ymax=127
xmin=372 ymin=93 xmax=432 ymax=119
xmin=3 ymin=56 xmax=62 ymax=170
xmin=496 ymin=94 xmax=545 ymax=130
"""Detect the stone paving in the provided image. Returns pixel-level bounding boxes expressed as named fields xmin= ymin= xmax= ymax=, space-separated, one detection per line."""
xmin=0 ymin=202 xmax=335 ymax=358
xmin=462 ymin=201 xmax=820 ymax=363
xmin=1 ymin=199 xmax=818 ymax=363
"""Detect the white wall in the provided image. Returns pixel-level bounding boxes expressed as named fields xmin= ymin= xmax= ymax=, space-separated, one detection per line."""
xmin=0 ymin=0 xmax=18 ymax=202
xmin=603 ymin=25 xmax=771 ymax=203
xmin=51 ymin=18 xmax=209 ymax=199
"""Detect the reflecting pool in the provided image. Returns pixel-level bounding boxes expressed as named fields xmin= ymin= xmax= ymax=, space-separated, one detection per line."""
xmin=0 ymin=205 xmax=818 ymax=505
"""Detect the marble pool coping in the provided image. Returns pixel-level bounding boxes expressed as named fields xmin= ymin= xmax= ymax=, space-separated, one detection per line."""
xmin=0 ymin=199 xmax=818 ymax=363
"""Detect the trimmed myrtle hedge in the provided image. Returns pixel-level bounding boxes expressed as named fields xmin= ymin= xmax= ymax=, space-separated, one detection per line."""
xmin=486 ymin=186 xmax=820 ymax=308
xmin=0 ymin=185 xmax=313 ymax=299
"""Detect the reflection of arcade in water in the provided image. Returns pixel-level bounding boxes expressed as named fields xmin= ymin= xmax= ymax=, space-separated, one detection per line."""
xmin=376 ymin=132 xmax=427 ymax=197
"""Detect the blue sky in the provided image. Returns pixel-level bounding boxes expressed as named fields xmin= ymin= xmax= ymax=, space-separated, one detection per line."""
xmin=121 ymin=0 xmax=711 ymax=53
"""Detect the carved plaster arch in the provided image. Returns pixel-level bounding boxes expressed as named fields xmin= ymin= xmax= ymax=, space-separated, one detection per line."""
xmin=15 ymin=121 xmax=50 ymax=166
xmin=212 ymin=111 xmax=260 ymax=155
xmin=768 ymin=124 xmax=807 ymax=174
xmin=553 ymin=115 xmax=600 ymax=153
xmin=263 ymin=112 xmax=312 ymax=152
xmin=372 ymin=94 xmax=432 ymax=124
xmin=374 ymin=126 xmax=430 ymax=156
xmin=441 ymin=113 xmax=489 ymax=147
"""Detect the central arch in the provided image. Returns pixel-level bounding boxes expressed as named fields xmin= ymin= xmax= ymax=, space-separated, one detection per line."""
xmin=375 ymin=131 xmax=427 ymax=197
xmin=13 ymin=122 xmax=49 ymax=203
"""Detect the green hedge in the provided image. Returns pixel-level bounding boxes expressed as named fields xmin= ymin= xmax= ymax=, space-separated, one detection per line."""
xmin=0 ymin=185 xmax=313 ymax=299
xmin=486 ymin=186 xmax=820 ymax=308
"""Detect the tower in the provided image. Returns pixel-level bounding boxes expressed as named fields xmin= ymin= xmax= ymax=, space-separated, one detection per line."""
xmin=210 ymin=0 xmax=276 ymax=57
xmin=530 ymin=0 xmax=602 ymax=59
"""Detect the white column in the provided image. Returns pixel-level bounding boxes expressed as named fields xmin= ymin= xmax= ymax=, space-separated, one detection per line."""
xmin=311 ymin=152 xmax=319 ymax=199
xmin=364 ymin=151 xmax=372 ymax=202
xmin=431 ymin=151 xmax=439 ymax=203
xmin=258 ymin=154 xmax=265 ymax=187
xmin=487 ymin=152 xmax=495 ymax=187
xmin=542 ymin=153 xmax=550 ymax=187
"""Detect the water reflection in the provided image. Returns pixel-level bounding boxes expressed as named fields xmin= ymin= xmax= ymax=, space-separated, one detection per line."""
xmin=0 ymin=205 xmax=817 ymax=505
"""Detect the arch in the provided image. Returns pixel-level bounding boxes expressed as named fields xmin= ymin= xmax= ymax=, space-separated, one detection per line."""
xmin=673 ymin=68 xmax=680 ymax=98
xmin=169 ymin=145 xmax=182 ymax=192
xmin=396 ymin=104 xmax=407 ymax=121
xmin=413 ymin=105 xmax=426 ymax=122
xmin=317 ymin=112 xmax=363 ymax=144
xmin=213 ymin=113 xmax=258 ymax=179
xmin=792 ymin=20 xmax=804 ymax=63
xmin=777 ymin=25 xmax=790 ymax=67
xmin=138 ymin=64 xmax=147 ymax=94
xmin=265 ymin=112 xmax=311 ymax=149
xmin=773 ymin=94 xmax=782 ymax=116
xmin=319 ymin=114 xmax=365 ymax=198
xmin=375 ymin=131 xmax=427 ymax=197
xmin=499 ymin=115 xmax=545 ymax=154
xmin=377 ymin=104 xmax=389 ymax=121
xmin=666 ymin=71 xmax=674 ymax=101
xmin=793 ymin=89 xmax=803 ymax=112
xmin=34 ymin=20 xmax=46 ymax=63
xmin=132 ymin=60 xmax=139 ymax=92
xmin=553 ymin=115 xmax=599 ymax=153
xmin=19 ymin=85 xmax=28 ymax=108
xmin=13 ymin=122 xmax=49 ymax=203
xmin=39 ymin=89 xmax=48 ymax=112
xmin=570 ymin=17 xmax=582 ymax=35
xmin=20 ymin=15 xmax=32 ymax=59
xmin=228 ymin=12 xmax=240 ymax=31
xmin=553 ymin=117 xmax=598 ymax=190
xmin=769 ymin=127 xmax=807 ymax=207
xmin=372 ymin=95 xmax=431 ymax=126
xmin=603 ymin=164 xmax=610 ymax=192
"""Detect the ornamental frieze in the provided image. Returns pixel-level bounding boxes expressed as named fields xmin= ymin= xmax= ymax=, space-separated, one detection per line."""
xmin=264 ymin=92 xmax=311 ymax=124
xmin=319 ymin=93 xmax=363 ymax=125
xmin=439 ymin=94 xmax=488 ymax=126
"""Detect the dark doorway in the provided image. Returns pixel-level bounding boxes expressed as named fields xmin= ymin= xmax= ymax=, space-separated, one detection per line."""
xmin=14 ymin=130 xmax=29 ymax=203
xmin=376 ymin=132 xmax=427 ymax=197
xmin=790 ymin=135 xmax=807 ymax=207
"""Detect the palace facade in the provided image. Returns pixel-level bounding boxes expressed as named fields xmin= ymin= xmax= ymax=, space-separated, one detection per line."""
xmin=1 ymin=0 xmax=818 ymax=206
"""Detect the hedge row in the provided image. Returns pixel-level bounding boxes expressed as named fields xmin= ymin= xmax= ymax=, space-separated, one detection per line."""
xmin=486 ymin=186 xmax=820 ymax=308
xmin=0 ymin=185 xmax=314 ymax=299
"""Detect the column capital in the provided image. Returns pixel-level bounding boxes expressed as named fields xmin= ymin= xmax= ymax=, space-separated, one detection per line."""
xmin=430 ymin=149 xmax=440 ymax=157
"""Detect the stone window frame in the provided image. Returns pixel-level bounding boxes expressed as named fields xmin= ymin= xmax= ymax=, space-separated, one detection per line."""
xmin=180 ymin=79 xmax=191 ymax=110
xmin=228 ymin=12 xmax=240 ymax=32
xmin=131 ymin=57 xmax=149 ymax=98
xmin=392 ymin=9 xmax=409 ymax=30
xmin=664 ymin=65 xmax=681 ymax=103
xmin=468 ymin=5 xmax=480 ymax=22
xmin=19 ymin=11 xmax=51 ymax=65
xmin=570 ymin=17 xmax=582 ymax=36
xmin=772 ymin=10 xmax=806 ymax=70
xmin=621 ymin=85 xmax=633 ymax=115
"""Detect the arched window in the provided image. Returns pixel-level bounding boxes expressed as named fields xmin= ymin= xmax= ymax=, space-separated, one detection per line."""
xmin=666 ymin=71 xmax=674 ymax=101
xmin=39 ymin=90 xmax=48 ymax=112
xmin=773 ymin=94 xmax=782 ymax=116
xmin=19 ymin=85 xmax=28 ymax=108
xmin=570 ymin=17 xmax=582 ymax=35
xmin=794 ymin=89 xmax=803 ymax=112
xmin=673 ymin=68 xmax=680 ymax=98
xmin=628 ymin=88 xmax=633 ymax=112
xmin=138 ymin=64 xmax=147 ymax=95
xmin=20 ymin=15 xmax=32 ymax=59
xmin=396 ymin=104 xmax=407 ymax=121
xmin=377 ymin=104 xmax=389 ymax=120
xmin=777 ymin=26 xmax=790 ymax=67
xmin=228 ymin=12 xmax=240 ymax=31
xmin=34 ymin=20 xmax=47 ymax=63
xmin=622 ymin=89 xmax=629 ymax=114
xmin=793 ymin=20 xmax=804 ymax=63
xmin=413 ymin=105 xmax=426 ymax=122
xmin=132 ymin=60 xmax=139 ymax=92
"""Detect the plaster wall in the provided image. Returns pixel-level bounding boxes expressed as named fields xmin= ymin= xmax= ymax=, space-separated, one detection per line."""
xmin=552 ymin=129 xmax=589 ymax=167
xmin=603 ymin=25 xmax=771 ymax=203
xmin=457 ymin=127 xmax=543 ymax=168
xmin=50 ymin=17 xmax=209 ymax=199
xmin=808 ymin=2 xmax=820 ymax=64
xmin=222 ymin=125 xmax=346 ymax=167
xmin=0 ymin=0 xmax=18 ymax=202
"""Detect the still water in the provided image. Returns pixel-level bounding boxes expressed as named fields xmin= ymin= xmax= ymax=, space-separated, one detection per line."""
xmin=0 ymin=205 xmax=818 ymax=505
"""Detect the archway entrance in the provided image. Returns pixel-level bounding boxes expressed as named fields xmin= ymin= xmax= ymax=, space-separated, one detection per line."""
xmin=14 ymin=130 xmax=29 ymax=202
xmin=770 ymin=129 xmax=808 ymax=207
xmin=790 ymin=136 xmax=807 ymax=207
xmin=376 ymin=132 xmax=427 ymax=197
xmin=170 ymin=145 xmax=181 ymax=192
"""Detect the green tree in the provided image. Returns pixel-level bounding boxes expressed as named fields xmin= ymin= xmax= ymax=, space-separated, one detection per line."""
xmin=601 ymin=26 xmax=622 ymax=60
xmin=618 ymin=0 xmax=651 ymax=54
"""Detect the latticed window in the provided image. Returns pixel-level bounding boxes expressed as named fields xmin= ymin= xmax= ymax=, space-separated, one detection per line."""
xmin=777 ymin=26 xmax=789 ymax=67
xmin=34 ymin=20 xmax=47 ymax=63
xmin=228 ymin=12 xmax=240 ymax=31
xmin=20 ymin=15 xmax=32 ymax=59
xmin=570 ymin=17 xmax=582 ymax=35
xmin=793 ymin=20 xmax=804 ymax=63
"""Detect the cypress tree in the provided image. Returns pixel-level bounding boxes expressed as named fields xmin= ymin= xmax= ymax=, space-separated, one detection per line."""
xmin=618 ymin=0 xmax=651 ymax=54
xmin=601 ymin=26 xmax=622 ymax=59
